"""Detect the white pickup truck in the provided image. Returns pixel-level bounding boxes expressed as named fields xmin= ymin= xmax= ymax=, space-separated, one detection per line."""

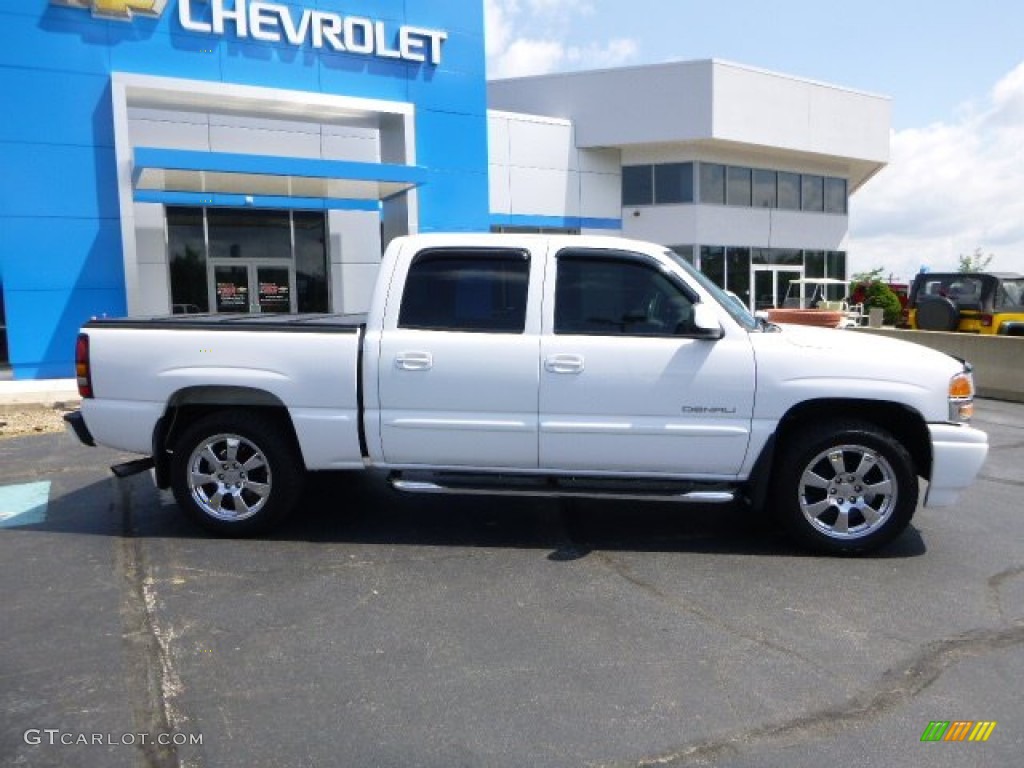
xmin=67 ymin=234 xmax=988 ymax=554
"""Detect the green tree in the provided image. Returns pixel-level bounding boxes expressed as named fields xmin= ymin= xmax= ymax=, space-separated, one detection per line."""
xmin=958 ymin=248 xmax=994 ymax=273
xmin=850 ymin=267 xmax=902 ymax=325
xmin=863 ymin=281 xmax=903 ymax=325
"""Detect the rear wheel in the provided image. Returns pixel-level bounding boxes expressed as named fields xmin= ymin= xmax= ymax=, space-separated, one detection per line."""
xmin=773 ymin=420 xmax=918 ymax=554
xmin=170 ymin=410 xmax=303 ymax=536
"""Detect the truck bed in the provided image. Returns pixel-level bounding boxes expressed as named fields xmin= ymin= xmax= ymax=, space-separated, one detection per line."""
xmin=85 ymin=313 xmax=368 ymax=333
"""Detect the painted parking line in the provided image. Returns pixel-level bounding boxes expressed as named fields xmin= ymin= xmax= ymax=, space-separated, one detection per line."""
xmin=0 ymin=481 xmax=51 ymax=529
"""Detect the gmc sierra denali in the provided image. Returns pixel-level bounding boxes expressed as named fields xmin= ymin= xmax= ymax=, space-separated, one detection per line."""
xmin=66 ymin=234 xmax=989 ymax=554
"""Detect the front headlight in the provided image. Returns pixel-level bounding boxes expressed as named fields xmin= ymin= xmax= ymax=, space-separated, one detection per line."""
xmin=948 ymin=369 xmax=975 ymax=422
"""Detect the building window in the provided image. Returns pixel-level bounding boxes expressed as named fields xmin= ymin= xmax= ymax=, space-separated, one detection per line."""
xmin=801 ymin=175 xmax=824 ymax=212
xmin=824 ymin=177 xmax=847 ymax=214
xmin=726 ymin=167 xmax=752 ymax=207
xmin=699 ymin=246 xmax=726 ymax=288
xmin=654 ymin=162 xmax=694 ymax=204
xmin=752 ymin=169 xmax=777 ymax=208
xmin=208 ymin=208 xmax=292 ymax=260
xmin=398 ymin=249 xmax=529 ymax=333
xmin=699 ymin=163 xmax=726 ymax=205
xmin=622 ymin=165 xmax=654 ymax=206
xmin=491 ymin=226 xmax=580 ymax=234
xmin=294 ymin=211 xmax=329 ymax=314
xmin=826 ymin=251 xmax=847 ymax=282
xmin=669 ymin=245 xmax=695 ymax=264
xmin=804 ymin=250 xmax=826 ymax=279
xmin=168 ymin=207 xmax=329 ymax=315
xmin=777 ymin=172 xmax=801 ymax=210
xmin=168 ymin=207 xmax=209 ymax=314
xmin=555 ymin=252 xmax=696 ymax=337
xmin=725 ymin=247 xmax=751 ymax=307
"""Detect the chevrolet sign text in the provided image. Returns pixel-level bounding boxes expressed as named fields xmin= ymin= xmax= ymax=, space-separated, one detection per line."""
xmin=179 ymin=0 xmax=447 ymax=65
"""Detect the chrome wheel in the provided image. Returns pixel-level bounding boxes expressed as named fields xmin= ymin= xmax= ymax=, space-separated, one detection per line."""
xmin=797 ymin=444 xmax=897 ymax=540
xmin=186 ymin=433 xmax=272 ymax=522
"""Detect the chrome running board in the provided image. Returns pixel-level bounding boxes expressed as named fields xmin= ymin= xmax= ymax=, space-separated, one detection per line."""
xmin=388 ymin=473 xmax=735 ymax=504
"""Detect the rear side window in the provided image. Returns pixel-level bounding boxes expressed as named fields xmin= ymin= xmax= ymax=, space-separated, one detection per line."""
xmin=398 ymin=249 xmax=530 ymax=333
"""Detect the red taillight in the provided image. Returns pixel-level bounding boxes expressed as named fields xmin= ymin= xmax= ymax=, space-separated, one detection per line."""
xmin=75 ymin=333 xmax=93 ymax=398
xmin=980 ymin=313 xmax=993 ymax=327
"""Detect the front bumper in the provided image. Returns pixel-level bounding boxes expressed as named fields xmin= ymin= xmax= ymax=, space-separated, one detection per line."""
xmin=924 ymin=423 xmax=989 ymax=507
xmin=63 ymin=410 xmax=95 ymax=447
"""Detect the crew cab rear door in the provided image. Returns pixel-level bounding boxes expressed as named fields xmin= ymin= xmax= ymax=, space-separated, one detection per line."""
xmin=538 ymin=246 xmax=755 ymax=476
xmin=376 ymin=244 xmax=543 ymax=468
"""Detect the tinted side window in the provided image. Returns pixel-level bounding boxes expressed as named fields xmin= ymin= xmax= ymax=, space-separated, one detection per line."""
xmin=555 ymin=253 xmax=696 ymax=337
xmin=399 ymin=249 xmax=529 ymax=333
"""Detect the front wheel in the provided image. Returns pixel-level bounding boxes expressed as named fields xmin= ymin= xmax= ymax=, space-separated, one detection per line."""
xmin=170 ymin=410 xmax=304 ymax=536
xmin=772 ymin=420 xmax=918 ymax=554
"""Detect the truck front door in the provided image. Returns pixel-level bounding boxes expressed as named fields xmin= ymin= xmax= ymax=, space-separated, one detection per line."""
xmin=376 ymin=246 xmax=541 ymax=468
xmin=538 ymin=248 xmax=755 ymax=476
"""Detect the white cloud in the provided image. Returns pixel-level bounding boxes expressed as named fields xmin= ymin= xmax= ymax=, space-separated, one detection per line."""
xmin=485 ymin=0 xmax=637 ymax=79
xmin=851 ymin=60 xmax=1024 ymax=280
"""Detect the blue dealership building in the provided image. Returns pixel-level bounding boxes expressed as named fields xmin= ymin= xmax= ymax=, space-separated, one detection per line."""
xmin=0 ymin=0 xmax=890 ymax=378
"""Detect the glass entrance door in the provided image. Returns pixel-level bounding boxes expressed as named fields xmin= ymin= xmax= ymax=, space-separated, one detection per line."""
xmin=752 ymin=267 xmax=803 ymax=311
xmin=212 ymin=262 xmax=294 ymax=314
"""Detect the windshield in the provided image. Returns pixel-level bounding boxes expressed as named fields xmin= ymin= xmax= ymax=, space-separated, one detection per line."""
xmin=663 ymin=250 xmax=759 ymax=331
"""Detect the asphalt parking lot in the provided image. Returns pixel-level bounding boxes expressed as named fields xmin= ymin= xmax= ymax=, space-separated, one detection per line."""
xmin=1 ymin=400 xmax=1022 ymax=767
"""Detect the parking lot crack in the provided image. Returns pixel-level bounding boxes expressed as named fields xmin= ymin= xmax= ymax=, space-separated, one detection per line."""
xmin=592 ymin=552 xmax=824 ymax=672
xmin=114 ymin=475 xmax=187 ymax=768
xmin=606 ymin=622 xmax=1024 ymax=767
xmin=987 ymin=565 xmax=1024 ymax=623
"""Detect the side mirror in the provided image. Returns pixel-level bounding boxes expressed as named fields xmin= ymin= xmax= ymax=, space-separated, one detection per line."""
xmin=691 ymin=303 xmax=724 ymax=340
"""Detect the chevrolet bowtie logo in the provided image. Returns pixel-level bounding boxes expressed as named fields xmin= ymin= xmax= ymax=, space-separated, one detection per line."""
xmin=52 ymin=0 xmax=169 ymax=21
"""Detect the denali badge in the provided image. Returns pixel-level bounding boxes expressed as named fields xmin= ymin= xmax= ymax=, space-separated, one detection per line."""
xmin=681 ymin=406 xmax=738 ymax=414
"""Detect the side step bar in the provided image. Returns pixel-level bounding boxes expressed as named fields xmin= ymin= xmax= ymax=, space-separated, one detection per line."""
xmin=389 ymin=473 xmax=735 ymax=504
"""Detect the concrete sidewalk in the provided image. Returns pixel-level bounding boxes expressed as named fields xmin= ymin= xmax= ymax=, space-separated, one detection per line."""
xmin=0 ymin=379 xmax=80 ymax=411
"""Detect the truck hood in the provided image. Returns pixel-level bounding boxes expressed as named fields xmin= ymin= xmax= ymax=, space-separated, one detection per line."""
xmin=749 ymin=324 xmax=965 ymax=422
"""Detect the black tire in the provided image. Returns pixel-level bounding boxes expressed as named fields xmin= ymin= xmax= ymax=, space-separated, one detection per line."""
xmin=772 ymin=420 xmax=918 ymax=555
xmin=170 ymin=409 xmax=304 ymax=536
xmin=915 ymin=296 xmax=959 ymax=331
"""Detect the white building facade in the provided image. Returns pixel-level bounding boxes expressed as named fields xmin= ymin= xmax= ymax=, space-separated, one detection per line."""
xmin=489 ymin=59 xmax=890 ymax=311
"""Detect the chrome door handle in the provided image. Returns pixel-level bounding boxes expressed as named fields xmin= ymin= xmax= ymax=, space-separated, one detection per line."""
xmin=395 ymin=351 xmax=433 ymax=371
xmin=544 ymin=354 xmax=585 ymax=374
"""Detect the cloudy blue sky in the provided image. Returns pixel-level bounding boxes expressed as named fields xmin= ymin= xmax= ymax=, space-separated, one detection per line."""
xmin=485 ymin=0 xmax=1024 ymax=278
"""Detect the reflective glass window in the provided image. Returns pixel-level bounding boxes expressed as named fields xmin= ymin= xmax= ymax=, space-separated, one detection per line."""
xmin=208 ymin=208 xmax=291 ymax=260
xmin=777 ymin=172 xmax=800 ymax=210
xmin=167 ymin=207 xmax=209 ymax=313
xmin=622 ymin=166 xmax=654 ymax=206
xmin=801 ymin=175 xmax=824 ymax=212
xmin=726 ymin=247 xmax=751 ymax=308
xmin=294 ymin=211 xmax=328 ymax=313
xmin=699 ymin=163 xmax=726 ymax=205
xmin=752 ymin=169 xmax=777 ymax=208
xmin=669 ymin=245 xmax=695 ymax=264
xmin=826 ymin=251 xmax=847 ymax=281
xmin=700 ymin=245 xmax=726 ymax=287
xmin=726 ymin=166 xmax=752 ymax=207
xmin=804 ymin=250 xmax=826 ymax=279
xmin=654 ymin=163 xmax=694 ymax=204
xmin=825 ymin=177 xmax=848 ymax=214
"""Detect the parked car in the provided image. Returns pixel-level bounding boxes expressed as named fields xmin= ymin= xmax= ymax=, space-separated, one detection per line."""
xmin=901 ymin=272 xmax=1024 ymax=334
xmin=66 ymin=234 xmax=988 ymax=554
